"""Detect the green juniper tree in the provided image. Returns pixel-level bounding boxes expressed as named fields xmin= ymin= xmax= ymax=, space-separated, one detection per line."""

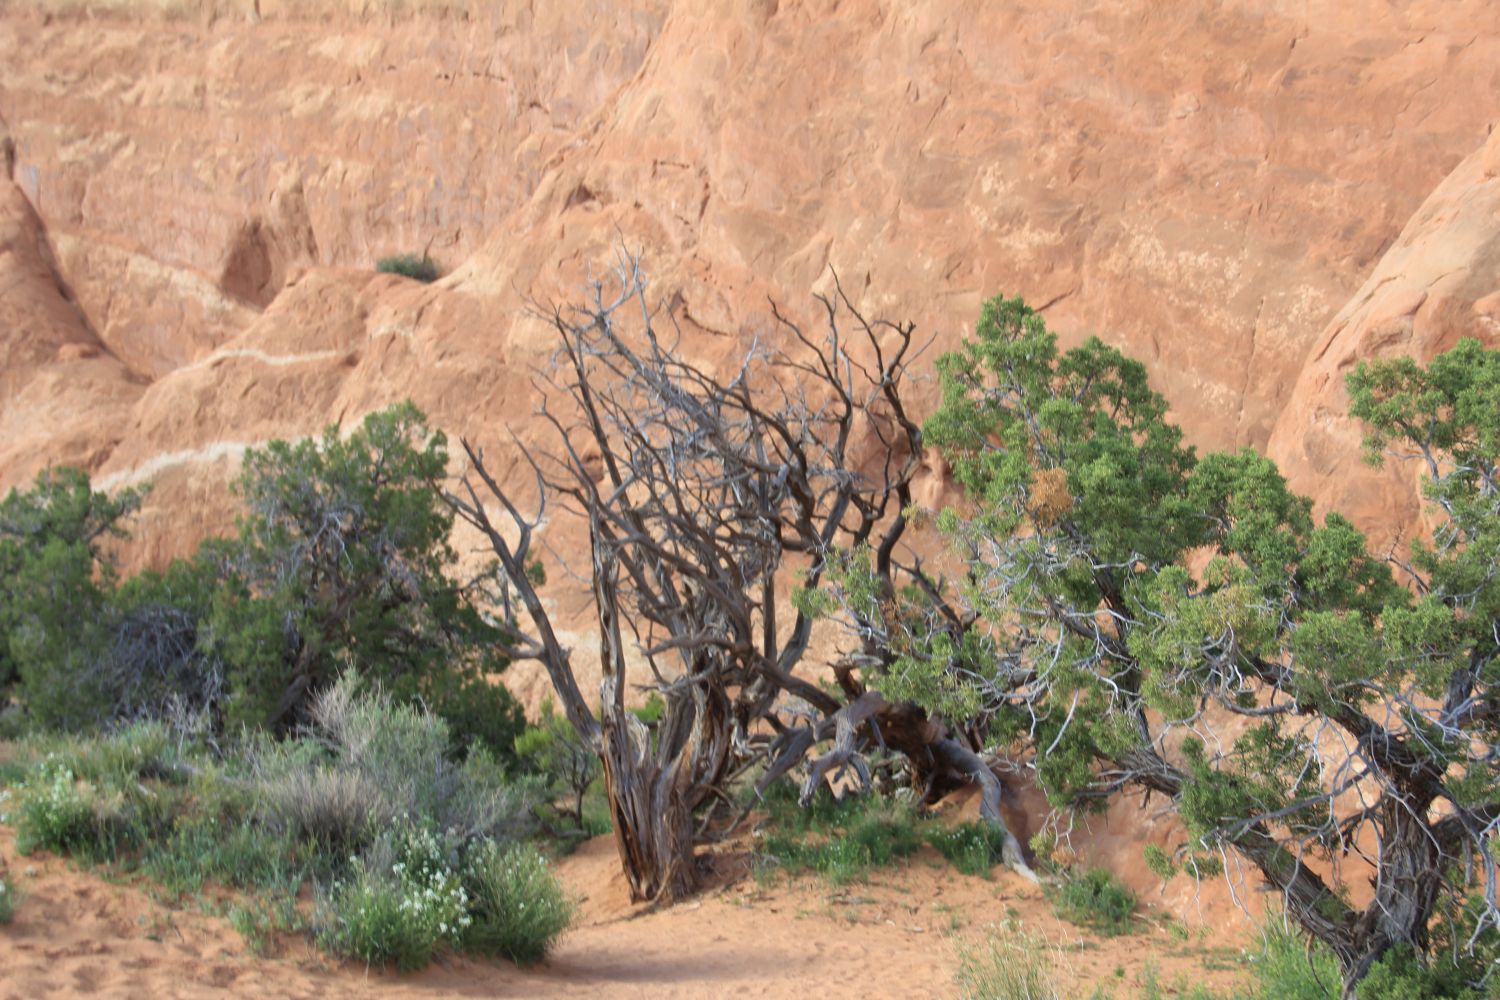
xmin=891 ymin=296 xmax=1498 ymax=997
xmin=0 ymin=404 xmax=523 ymax=756
xmin=0 ymin=468 xmax=143 ymax=728
xmin=209 ymin=402 xmax=524 ymax=754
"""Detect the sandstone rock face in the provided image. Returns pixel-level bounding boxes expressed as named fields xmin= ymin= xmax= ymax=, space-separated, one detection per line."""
xmin=0 ymin=123 xmax=143 ymax=482
xmin=1 ymin=2 xmax=666 ymax=378
xmin=1267 ymin=132 xmax=1500 ymax=550
xmin=1 ymin=0 xmax=1498 ymax=659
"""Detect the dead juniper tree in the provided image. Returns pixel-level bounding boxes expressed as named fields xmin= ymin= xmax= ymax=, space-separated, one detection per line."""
xmin=445 ymin=253 xmax=1038 ymax=901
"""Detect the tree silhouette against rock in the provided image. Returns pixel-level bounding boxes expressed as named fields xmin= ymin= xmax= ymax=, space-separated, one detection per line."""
xmin=447 ymin=253 xmax=1038 ymax=902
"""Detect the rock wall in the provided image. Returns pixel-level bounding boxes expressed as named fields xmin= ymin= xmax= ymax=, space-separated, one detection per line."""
xmin=1267 ymin=129 xmax=1500 ymax=549
xmin=2 ymin=0 xmax=1498 ymax=614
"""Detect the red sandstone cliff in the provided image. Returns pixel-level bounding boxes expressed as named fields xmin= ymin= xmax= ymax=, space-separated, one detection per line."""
xmin=2 ymin=0 xmax=1498 ymax=626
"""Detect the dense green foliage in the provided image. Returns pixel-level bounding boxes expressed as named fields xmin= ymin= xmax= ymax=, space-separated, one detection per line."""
xmin=0 ymin=403 xmax=523 ymax=759
xmin=376 ymin=253 xmax=441 ymax=283
xmin=843 ymin=295 xmax=1500 ymax=994
xmin=0 ymin=469 xmax=144 ymax=728
xmin=212 ymin=401 xmax=521 ymax=745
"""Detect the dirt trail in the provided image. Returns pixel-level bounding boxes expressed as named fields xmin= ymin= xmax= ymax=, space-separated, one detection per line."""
xmin=0 ymin=824 xmax=1259 ymax=999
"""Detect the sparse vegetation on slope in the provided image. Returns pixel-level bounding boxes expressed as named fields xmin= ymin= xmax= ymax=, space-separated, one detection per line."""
xmin=376 ymin=254 xmax=441 ymax=283
xmin=0 ymin=677 xmax=568 ymax=971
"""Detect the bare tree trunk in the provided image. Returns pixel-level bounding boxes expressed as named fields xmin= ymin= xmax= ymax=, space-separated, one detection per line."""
xmin=1338 ymin=804 xmax=1445 ymax=997
xmin=928 ymin=734 xmax=1039 ymax=883
xmin=599 ymin=710 xmax=698 ymax=903
xmin=449 ymin=255 xmax=931 ymax=904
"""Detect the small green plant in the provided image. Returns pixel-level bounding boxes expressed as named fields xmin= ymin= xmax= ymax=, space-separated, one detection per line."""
xmin=926 ymin=822 xmax=1010 ymax=877
xmin=227 ymin=895 xmax=301 ymax=956
xmin=1237 ymin=918 xmax=1338 ymax=999
xmin=376 ymin=253 xmax=440 ymax=283
xmin=955 ymin=926 xmax=1063 ymax=1000
xmin=514 ymin=697 xmax=599 ymax=832
xmin=1052 ymin=867 xmax=1138 ymax=936
xmin=14 ymin=768 xmax=93 ymax=854
xmin=317 ymin=827 xmax=471 ymax=971
xmin=12 ymin=767 xmax=139 ymax=862
xmin=460 ymin=840 xmax=573 ymax=965
xmin=759 ymin=792 xmax=922 ymax=886
xmin=228 ymin=903 xmax=272 ymax=955
xmin=0 ymin=870 xmax=19 ymax=924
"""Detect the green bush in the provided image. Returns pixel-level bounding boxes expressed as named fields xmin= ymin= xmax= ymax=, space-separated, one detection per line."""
xmin=927 ymin=822 xmax=1010 ymax=877
xmin=317 ymin=827 xmax=471 ymax=971
xmin=2 ymin=405 xmax=525 ymax=756
xmin=14 ymin=768 xmax=120 ymax=860
xmin=1240 ymin=919 xmax=1339 ymax=999
xmin=1235 ymin=912 xmax=1486 ymax=999
xmin=211 ymin=402 xmax=521 ymax=752
xmin=0 ymin=468 xmax=142 ymax=729
xmin=254 ymin=757 xmax=387 ymax=854
xmin=1356 ymin=945 xmax=1477 ymax=1000
xmin=376 ymin=253 xmax=441 ymax=283
xmin=1052 ymin=867 xmax=1138 ymax=936
xmin=251 ymin=675 xmax=533 ymax=853
xmin=843 ymin=804 xmax=923 ymax=866
xmin=0 ymin=870 xmax=19 ymax=924
xmin=460 ymin=840 xmax=573 ymax=965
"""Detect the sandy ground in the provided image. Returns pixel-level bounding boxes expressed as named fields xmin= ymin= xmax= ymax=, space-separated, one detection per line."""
xmin=0 ymin=814 xmax=1262 ymax=1000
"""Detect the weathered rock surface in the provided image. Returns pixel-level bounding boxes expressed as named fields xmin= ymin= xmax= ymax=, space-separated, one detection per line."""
xmin=1 ymin=0 xmax=1498 ymax=649
xmin=1267 ymin=129 xmax=1500 ymax=549
xmin=1 ymin=2 xmax=665 ymax=378
xmin=0 ymin=119 xmax=143 ymax=481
